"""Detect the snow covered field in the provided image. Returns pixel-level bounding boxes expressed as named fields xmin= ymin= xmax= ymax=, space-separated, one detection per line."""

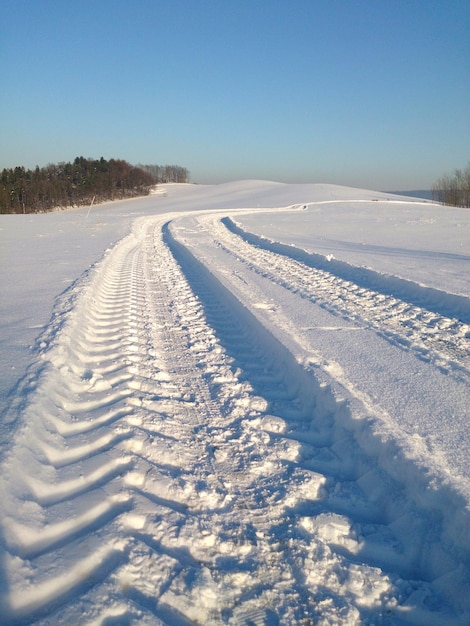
xmin=0 ymin=181 xmax=469 ymax=625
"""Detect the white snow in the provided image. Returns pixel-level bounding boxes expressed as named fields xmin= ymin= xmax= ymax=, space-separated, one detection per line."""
xmin=0 ymin=181 xmax=469 ymax=625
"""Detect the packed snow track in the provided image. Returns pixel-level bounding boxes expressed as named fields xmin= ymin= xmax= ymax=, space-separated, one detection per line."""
xmin=1 ymin=206 xmax=469 ymax=625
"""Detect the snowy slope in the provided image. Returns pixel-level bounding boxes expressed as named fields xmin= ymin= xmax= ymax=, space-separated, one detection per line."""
xmin=0 ymin=182 xmax=469 ymax=625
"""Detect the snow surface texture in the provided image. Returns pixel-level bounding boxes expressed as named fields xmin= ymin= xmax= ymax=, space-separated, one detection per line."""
xmin=0 ymin=181 xmax=469 ymax=625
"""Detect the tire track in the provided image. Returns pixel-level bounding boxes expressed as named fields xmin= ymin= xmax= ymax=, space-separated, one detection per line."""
xmin=164 ymin=220 xmax=470 ymax=625
xmin=0 ymin=219 xmax=205 ymax=624
xmin=1 ymin=214 xmax=468 ymax=625
xmin=1 ymin=231 xmax=141 ymax=622
xmin=214 ymin=216 xmax=470 ymax=379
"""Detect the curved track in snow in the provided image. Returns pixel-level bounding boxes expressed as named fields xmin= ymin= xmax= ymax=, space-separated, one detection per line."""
xmin=0 ymin=209 xmax=469 ymax=625
xmin=219 ymin=216 xmax=470 ymax=378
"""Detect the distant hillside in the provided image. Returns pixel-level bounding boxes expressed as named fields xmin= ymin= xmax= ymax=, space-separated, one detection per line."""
xmin=385 ymin=190 xmax=433 ymax=201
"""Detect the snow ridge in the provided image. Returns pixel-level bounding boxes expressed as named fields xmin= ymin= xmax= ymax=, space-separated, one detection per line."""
xmin=218 ymin=216 xmax=470 ymax=383
xmin=223 ymin=217 xmax=470 ymax=327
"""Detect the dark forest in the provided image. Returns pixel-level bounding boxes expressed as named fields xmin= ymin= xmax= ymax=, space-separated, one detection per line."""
xmin=0 ymin=157 xmax=190 ymax=214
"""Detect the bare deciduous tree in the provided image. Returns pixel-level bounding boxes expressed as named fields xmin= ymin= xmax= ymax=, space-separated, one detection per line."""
xmin=432 ymin=163 xmax=470 ymax=207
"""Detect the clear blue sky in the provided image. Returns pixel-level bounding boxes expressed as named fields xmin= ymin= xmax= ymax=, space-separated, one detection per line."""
xmin=1 ymin=0 xmax=469 ymax=190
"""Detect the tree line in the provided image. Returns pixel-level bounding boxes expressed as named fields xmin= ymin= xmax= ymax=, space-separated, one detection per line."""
xmin=0 ymin=157 xmax=190 ymax=214
xmin=432 ymin=163 xmax=470 ymax=207
xmin=137 ymin=164 xmax=190 ymax=184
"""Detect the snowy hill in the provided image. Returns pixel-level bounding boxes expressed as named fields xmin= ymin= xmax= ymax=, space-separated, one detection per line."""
xmin=0 ymin=181 xmax=469 ymax=624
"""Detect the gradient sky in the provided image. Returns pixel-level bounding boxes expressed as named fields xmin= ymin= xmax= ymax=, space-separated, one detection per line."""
xmin=1 ymin=0 xmax=469 ymax=190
